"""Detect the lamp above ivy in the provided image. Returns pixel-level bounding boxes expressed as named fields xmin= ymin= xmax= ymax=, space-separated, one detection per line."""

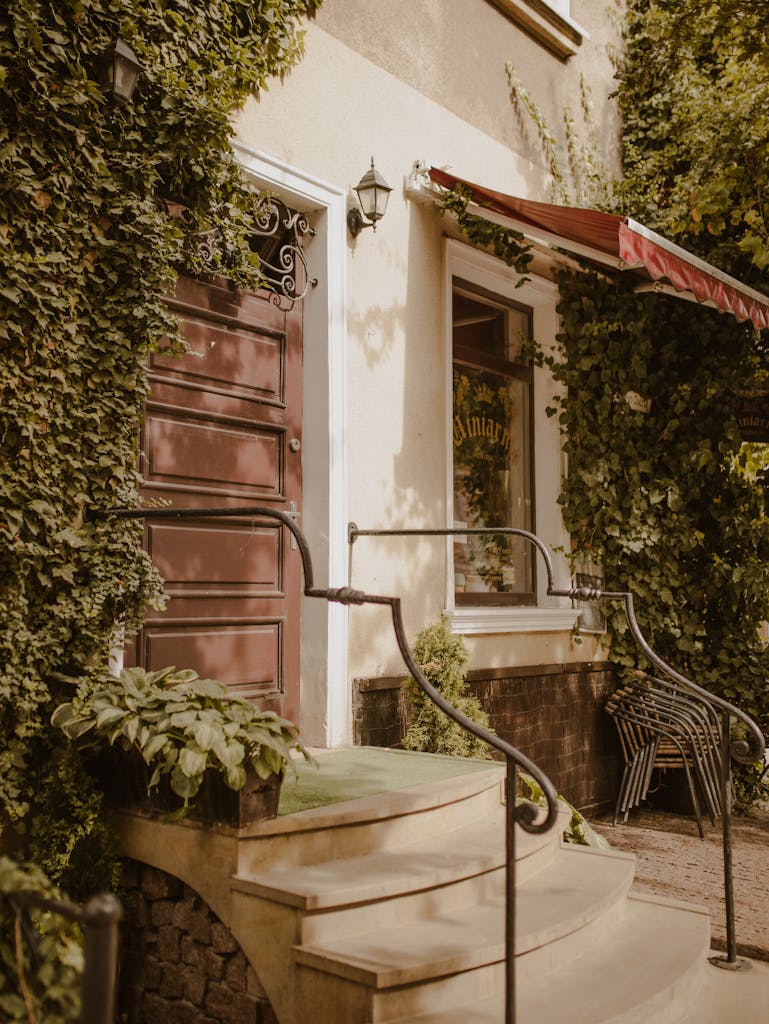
xmin=96 ymin=38 xmax=142 ymax=104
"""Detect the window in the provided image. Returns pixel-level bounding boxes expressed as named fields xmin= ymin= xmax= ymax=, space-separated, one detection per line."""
xmin=485 ymin=0 xmax=587 ymax=60
xmin=444 ymin=240 xmax=577 ymax=634
xmin=452 ymin=280 xmax=535 ymax=605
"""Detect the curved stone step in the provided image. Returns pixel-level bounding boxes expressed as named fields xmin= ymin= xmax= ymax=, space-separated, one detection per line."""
xmin=292 ymin=845 xmax=638 ymax=1022
xmin=367 ymin=894 xmax=711 ymax=1024
xmin=236 ymin=761 xmax=508 ymax=875
xmin=233 ymin=810 xmax=569 ymax=946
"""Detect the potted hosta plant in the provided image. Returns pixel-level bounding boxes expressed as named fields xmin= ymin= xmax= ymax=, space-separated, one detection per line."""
xmin=52 ymin=666 xmax=311 ymax=827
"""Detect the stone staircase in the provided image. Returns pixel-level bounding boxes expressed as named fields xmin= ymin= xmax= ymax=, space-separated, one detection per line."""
xmin=225 ymin=760 xmax=713 ymax=1024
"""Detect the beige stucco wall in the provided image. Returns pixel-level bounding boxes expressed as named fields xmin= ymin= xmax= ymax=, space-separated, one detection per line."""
xmin=234 ymin=0 xmax=621 ymax=698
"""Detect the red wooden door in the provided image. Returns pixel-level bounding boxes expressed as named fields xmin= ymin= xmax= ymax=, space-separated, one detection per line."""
xmin=134 ymin=276 xmax=303 ymax=724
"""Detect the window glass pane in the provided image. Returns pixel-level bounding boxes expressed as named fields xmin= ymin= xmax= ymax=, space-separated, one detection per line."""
xmin=453 ymin=288 xmax=528 ymax=363
xmin=451 ymin=281 xmax=534 ymax=605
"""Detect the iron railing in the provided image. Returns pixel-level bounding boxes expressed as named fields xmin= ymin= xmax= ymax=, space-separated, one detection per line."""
xmin=6 ymin=889 xmax=122 ymax=1024
xmin=110 ymin=506 xmax=766 ymax=1017
xmin=112 ymin=506 xmax=561 ymax=1024
xmin=348 ymin=523 xmax=766 ymax=976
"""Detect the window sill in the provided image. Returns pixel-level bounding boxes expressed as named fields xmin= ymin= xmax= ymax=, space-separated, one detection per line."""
xmin=449 ymin=605 xmax=579 ymax=635
xmin=486 ymin=0 xmax=588 ymax=60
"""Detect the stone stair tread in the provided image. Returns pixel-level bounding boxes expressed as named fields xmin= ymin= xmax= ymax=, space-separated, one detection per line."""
xmin=232 ymin=808 xmax=573 ymax=911
xmin=292 ymin=844 xmax=637 ymax=987
xmin=238 ymin=763 xmax=507 ymax=838
xmin=392 ymin=894 xmax=711 ymax=1024
xmin=232 ymin=816 xmax=506 ymax=910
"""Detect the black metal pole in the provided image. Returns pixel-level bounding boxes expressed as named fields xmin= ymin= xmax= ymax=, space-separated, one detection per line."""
xmin=506 ymin=759 xmax=516 ymax=1024
xmin=80 ymin=893 xmax=123 ymax=1024
xmin=709 ymin=710 xmax=750 ymax=972
xmin=722 ymin=709 xmax=738 ymax=965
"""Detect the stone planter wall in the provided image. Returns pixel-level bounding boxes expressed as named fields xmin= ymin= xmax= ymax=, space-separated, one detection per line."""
xmin=118 ymin=860 xmax=276 ymax=1024
xmin=97 ymin=750 xmax=282 ymax=828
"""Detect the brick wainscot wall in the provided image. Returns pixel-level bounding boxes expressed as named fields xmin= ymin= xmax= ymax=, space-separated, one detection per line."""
xmin=353 ymin=662 xmax=621 ymax=814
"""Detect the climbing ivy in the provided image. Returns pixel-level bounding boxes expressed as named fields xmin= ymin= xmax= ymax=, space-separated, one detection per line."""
xmin=441 ymin=182 xmax=533 ymax=281
xmin=616 ymin=0 xmax=769 ymax=279
xmin=439 ymin=82 xmax=769 ymax=791
xmin=0 ymin=0 xmax=320 ymax=890
xmin=552 ymin=272 xmax=769 ymax=731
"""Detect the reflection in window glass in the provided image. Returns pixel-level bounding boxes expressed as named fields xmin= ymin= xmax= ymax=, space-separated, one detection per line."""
xmin=452 ymin=280 xmax=534 ymax=605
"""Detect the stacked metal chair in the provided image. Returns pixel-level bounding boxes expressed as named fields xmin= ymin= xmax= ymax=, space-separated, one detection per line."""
xmin=606 ymin=673 xmax=723 ymax=838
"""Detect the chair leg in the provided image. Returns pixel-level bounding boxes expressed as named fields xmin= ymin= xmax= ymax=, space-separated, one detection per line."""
xmin=682 ymin=757 xmax=705 ymax=839
xmin=613 ymin=763 xmax=631 ymax=826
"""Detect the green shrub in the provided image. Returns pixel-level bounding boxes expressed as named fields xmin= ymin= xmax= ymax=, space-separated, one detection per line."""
xmin=0 ymin=857 xmax=83 ymax=1023
xmin=401 ymin=616 xmax=492 ymax=760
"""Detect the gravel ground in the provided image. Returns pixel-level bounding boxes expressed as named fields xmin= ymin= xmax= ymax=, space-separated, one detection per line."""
xmin=592 ymin=807 xmax=769 ymax=962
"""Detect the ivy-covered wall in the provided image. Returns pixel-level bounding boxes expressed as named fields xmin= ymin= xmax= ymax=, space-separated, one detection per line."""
xmin=0 ymin=0 xmax=320 ymax=896
xmin=440 ymin=3 xmax=769 ymax=800
xmin=552 ymin=271 xmax=769 ymax=748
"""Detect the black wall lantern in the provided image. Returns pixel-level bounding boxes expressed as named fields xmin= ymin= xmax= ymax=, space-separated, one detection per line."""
xmin=97 ymin=38 xmax=142 ymax=104
xmin=347 ymin=158 xmax=393 ymax=238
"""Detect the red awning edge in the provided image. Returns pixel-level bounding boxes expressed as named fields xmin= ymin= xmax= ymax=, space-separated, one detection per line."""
xmin=619 ymin=221 xmax=769 ymax=330
xmin=425 ymin=166 xmax=769 ymax=331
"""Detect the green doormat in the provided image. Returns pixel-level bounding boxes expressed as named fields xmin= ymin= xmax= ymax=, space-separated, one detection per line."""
xmin=278 ymin=746 xmax=496 ymax=816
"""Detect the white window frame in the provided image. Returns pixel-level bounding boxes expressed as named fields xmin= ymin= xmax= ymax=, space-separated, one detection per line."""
xmin=443 ymin=239 xmax=577 ymax=634
xmin=485 ymin=0 xmax=588 ymax=60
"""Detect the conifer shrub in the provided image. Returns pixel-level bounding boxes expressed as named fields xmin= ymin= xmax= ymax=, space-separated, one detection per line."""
xmin=401 ymin=616 xmax=491 ymax=760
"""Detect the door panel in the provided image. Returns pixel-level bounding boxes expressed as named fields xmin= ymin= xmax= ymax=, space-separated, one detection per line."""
xmin=143 ymin=414 xmax=283 ymax=497
xmin=134 ymin=276 xmax=302 ymax=723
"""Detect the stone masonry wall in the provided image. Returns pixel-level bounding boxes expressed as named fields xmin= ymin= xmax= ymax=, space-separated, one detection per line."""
xmin=118 ymin=860 xmax=276 ymax=1024
xmin=353 ymin=662 xmax=622 ymax=814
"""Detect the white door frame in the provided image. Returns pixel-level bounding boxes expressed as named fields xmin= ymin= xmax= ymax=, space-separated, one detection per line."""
xmin=233 ymin=141 xmax=350 ymax=747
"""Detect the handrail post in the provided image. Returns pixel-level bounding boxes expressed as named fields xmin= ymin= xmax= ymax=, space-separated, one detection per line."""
xmin=709 ymin=710 xmax=750 ymax=972
xmin=722 ymin=709 xmax=737 ymax=965
xmin=80 ymin=893 xmax=123 ymax=1024
xmin=505 ymin=759 xmax=517 ymax=1024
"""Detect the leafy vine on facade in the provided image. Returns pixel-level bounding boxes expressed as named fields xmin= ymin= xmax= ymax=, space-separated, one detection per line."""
xmin=0 ymin=0 xmax=321 ymax=897
xmin=441 ymin=43 xmax=769 ymax=800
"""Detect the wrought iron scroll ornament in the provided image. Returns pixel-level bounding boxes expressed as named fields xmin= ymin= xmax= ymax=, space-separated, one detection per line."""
xmin=248 ymin=195 xmax=317 ymax=310
xmin=185 ymin=194 xmax=317 ymax=311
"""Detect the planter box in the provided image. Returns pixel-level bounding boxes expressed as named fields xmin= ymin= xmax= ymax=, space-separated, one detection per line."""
xmin=92 ymin=749 xmax=282 ymax=828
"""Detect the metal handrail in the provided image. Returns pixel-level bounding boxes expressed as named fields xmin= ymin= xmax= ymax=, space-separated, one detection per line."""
xmin=348 ymin=522 xmax=766 ymax=972
xmin=110 ymin=506 xmax=562 ymax=1024
xmin=109 ymin=506 xmax=767 ymax=1012
xmin=7 ymin=889 xmax=122 ymax=1024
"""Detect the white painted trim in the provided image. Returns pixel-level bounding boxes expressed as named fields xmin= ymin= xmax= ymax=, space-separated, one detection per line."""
xmin=233 ymin=141 xmax=350 ymax=747
xmin=450 ymin=606 xmax=579 ymax=634
xmin=486 ymin=0 xmax=588 ymax=58
xmin=443 ymin=238 xmax=573 ymax=634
